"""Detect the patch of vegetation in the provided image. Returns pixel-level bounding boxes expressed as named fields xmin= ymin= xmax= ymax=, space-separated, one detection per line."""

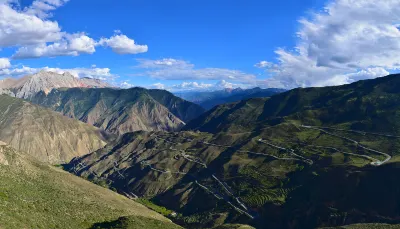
xmin=136 ymin=198 xmax=174 ymax=217
xmin=90 ymin=216 xmax=182 ymax=229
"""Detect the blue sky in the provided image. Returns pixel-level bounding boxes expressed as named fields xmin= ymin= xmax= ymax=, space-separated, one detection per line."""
xmin=1 ymin=0 xmax=399 ymax=91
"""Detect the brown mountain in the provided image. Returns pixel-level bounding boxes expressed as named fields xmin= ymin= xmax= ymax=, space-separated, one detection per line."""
xmin=0 ymin=94 xmax=110 ymax=164
xmin=0 ymin=71 xmax=110 ymax=99
xmin=30 ymin=87 xmax=205 ymax=135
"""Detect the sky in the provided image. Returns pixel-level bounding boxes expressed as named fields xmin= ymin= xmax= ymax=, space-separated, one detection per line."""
xmin=0 ymin=0 xmax=399 ymax=91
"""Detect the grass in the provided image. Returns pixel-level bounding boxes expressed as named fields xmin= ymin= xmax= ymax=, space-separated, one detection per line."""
xmin=136 ymin=198 xmax=174 ymax=217
xmin=0 ymin=145 xmax=175 ymax=229
xmin=90 ymin=216 xmax=181 ymax=229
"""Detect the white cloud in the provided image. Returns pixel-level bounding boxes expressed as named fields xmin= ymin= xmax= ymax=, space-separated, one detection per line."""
xmin=99 ymin=34 xmax=148 ymax=54
xmin=0 ymin=58 xmax=10 ymax=69
xmin=119 ymin=81 xmax=134 ymax=88
xmin=0 ymin=65 xmax=117 ymax=81
xmin=135 ymin=58 xmax=256 ymax=82
xmin=0 ymin=1 xmax=147 ymax=59
xmin=13 ymin=33 xmax=96 ymax=59
xmin=0 ymin=66 xmax=38 ymax=76
xmin=24 ymin=0 xmax=69 ymax=18
xmin=136 ymin=58 xmax=193 ymax=69
xmin=0 ymin=3 xmax=62 ymax=47
xmin=42 ymin=67 xmax=116 ymax=80
xmin=257 ymin=0 xmax=400 ymax=88
xmin=151 ymin=80 xmax=244 ymax=92
xmin=170 ymin=81 xmax=214 ymax=91
xmin=151 ymin=83 xmax=165 ymax=90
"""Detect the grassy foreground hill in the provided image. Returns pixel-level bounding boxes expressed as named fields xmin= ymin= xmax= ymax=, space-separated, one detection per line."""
xmin=30 ymin=87 xmax=205 ymax=135
xmin=0 ymin=95 xmax=109 ymax=164
xmin=0 ymin=143 xmax=180 ymax=229
xmin=66 ymin=74 xmax=400 ymax=228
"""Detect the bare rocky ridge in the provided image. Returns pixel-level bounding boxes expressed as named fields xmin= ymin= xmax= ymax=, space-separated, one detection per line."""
xmin=0 ymin=71 xmax=110 ymax=99
xmin=30 ymin=87 xmax=205 ymax=135
xmin=0 ymin=94 xmax=110 ymax=164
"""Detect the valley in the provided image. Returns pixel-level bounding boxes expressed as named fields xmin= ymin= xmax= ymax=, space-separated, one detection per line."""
xmin=1 ymin=0 xmax=398 ymax=228
xmin=0 ymin=71 xmax=400 ymax=228
xmin=63 ymin=74 xmax=400 ymax=228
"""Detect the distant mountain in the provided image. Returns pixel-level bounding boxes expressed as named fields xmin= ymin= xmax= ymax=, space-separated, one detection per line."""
xmin=0 ymin=94 xmax=110 ymax=164
xmin=184 ymin=74 xmax=400 ymax=134
xmin=0 ymin=143 xmax=178 ymax=229
xmin=67 ymin=74 xmax=400 ymax=228
xmin=0 ymin=71 xmax=110 ymax=99
xmin=176 ymin=87 xmax=286 ymax=110
xmin=30 ymin=87 xmax=205 ymax=135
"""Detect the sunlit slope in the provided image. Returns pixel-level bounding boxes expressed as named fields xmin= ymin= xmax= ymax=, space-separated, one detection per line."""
xmin=184 ymin=74 xmax=400 ymax=134
xmin=0 ymin=144 xmax=179 ymax=229
xmin=30 ymin=87 xmax=205 ymax=135
xmin=0 ymin=95 xmax=109 ymax=164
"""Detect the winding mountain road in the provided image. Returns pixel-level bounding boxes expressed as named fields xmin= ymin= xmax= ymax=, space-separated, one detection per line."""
xmin=301 ymin=125 xmax=392 ymax=166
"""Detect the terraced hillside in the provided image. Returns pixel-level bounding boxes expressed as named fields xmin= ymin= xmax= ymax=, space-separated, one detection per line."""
xmin=0 ymin=95 xmax=109 ymax=164
xmin=184 ymin=74 xmax=400 ymax=134
xmin=66 ymin=74 xmax=400 ymax=228
xmin=30 ymin=87 xmax=205 ymax=135
xmin=0 ymin=143 xmax=180 ymax=229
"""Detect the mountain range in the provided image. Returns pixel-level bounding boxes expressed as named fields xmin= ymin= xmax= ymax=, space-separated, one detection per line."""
xmin=0 ymin=94 xmax=110 ymax=164
xmin=1 ymin=70 xmax=399 ymax=228
xmin=66 ymin=74 xmax=400 ymax=228
xmin=0 ymin=71 xmax=110 ymax=99
xmin=176 ymin=87 xmax=286 ymax=110
xmin=30 ymin=87 xmax=205 ymax=135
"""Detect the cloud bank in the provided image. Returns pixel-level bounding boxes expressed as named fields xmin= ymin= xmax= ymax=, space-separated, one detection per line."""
xmin=256 ymin=0 xmax=400 ymax=88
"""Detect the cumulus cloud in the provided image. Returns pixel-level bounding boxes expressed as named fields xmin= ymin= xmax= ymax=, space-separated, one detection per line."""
xmin=0 ymin=65 xmax=117 ymax=81
xmin=149 ymin=80 xmax=244 ymax=92
xmin=0 ymin=58 xmax=10 ymax=69
xmin=99 ymin=34 xmax=148 ymax=54
xmin=119 ymin=81 xmax=134 ymax=88
xmin=0 ymin=1 xmax=147 ymax=59
xmin=0 ymin=3 xmax=62 ymax=47
xmin=24 ymin=0 xmax=69 ymax=18
xmin=136 ymin=58 xmax=193 ymax=69
xmin=135 ymin=58 xmax=256 ymax=82
xmin=170 ymin=82 xmax=214 ymax=91
xmin=13 ymin=33 xmax=96 ymax=59
xmin=151 ymin=83 xmax=165 ymax=90
xmin=257 ymin=0 xmax=400 ymax=88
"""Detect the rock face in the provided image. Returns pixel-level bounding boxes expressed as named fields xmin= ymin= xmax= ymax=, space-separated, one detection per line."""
xmin=0 ymin=95 xmax=110 ymax=164
xmin=0 ymin=71 xmax=110 ymax=99
xmin=30 ymin=87 xmax=205 ymax=135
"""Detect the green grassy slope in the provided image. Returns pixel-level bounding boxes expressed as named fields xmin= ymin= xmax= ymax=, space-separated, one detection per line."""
xmin=184 ymin=74 xmax=400 ymax=134
xmin=0 ymin=144 xmax=178 ymax=229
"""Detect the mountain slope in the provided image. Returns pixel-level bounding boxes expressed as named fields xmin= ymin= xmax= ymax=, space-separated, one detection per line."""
xmin=0 ymin=143 xmax=179 ymax=229
xmin=66 ymin=74 xmax=400 ymax=228
xmin=184 ymin=74 xmax=400 ymax=134
xmin=0 ymin=95 xmax=109 ymax=164
xmin=30 ymin=87 xmax=205 ymax=135
xmin=0 ymin=71 xmax=110 ymax=99
xmin=176 ymin=87 xmax=285 ymax=110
